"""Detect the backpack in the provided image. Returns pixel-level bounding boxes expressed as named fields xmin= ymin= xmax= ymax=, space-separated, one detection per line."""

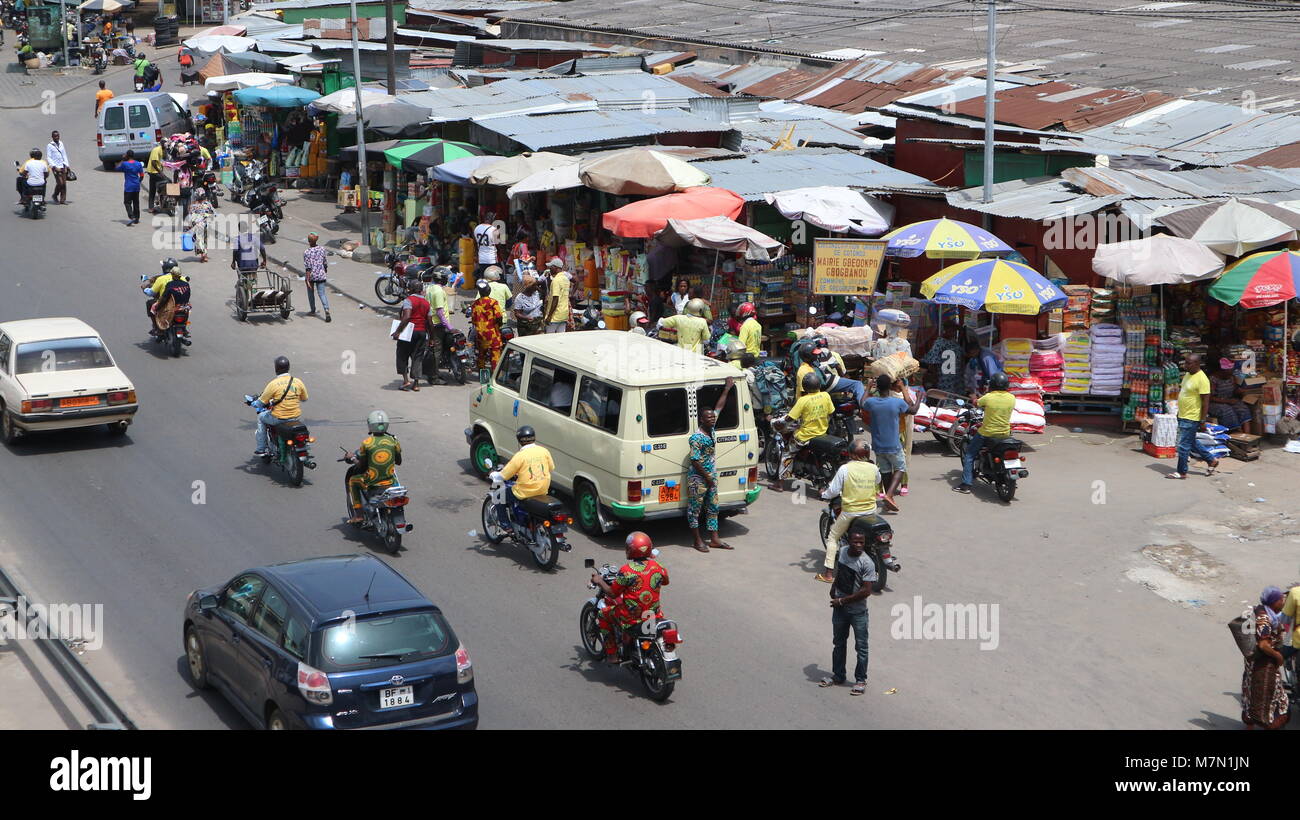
xmin=752 ymin=360 xmax=791 ymax=415
xmin=143 ymin=64 xmax=159 ymax=85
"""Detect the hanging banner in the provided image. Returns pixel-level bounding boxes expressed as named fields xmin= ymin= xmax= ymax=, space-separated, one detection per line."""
xmin=812 ymin=238 xmax=887 ymax=296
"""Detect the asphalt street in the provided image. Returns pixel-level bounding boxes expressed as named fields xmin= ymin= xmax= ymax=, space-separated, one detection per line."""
xmin=0 ymin=67 xmax=1289 ymax=730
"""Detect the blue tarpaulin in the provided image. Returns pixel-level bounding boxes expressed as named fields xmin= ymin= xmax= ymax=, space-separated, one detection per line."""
xmin=232 ymin=84 xmax=320 ymax=108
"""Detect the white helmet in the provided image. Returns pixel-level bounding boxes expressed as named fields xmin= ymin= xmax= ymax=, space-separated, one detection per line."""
xmin=484 ymin=265 xmax=503 ymax=282
xmin=629 ymin=311 xmax=648 ymax=326
xmin=367 ymin=409 xmax=390 ymax=435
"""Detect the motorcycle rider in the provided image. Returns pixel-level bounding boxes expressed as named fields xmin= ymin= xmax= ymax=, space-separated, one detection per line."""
xmin=658 ymin=297 xmax=710 ymax=353
xmin=820 ymin=440 xmax=897 ymax=583
xmin=15 ymin=147 xmax=47 ymax=208
xmin=253 ymin=356 xmax=308 ymax=458
xmin=344 ymin=410 xmax=402 ymax=525
xmin=492 ymin=425 xmax=555 ymax=524
xmin=770 ymin=371 xmax=833 ymax=492
xmin=147 ymin=261 xmax=191 ymax=337
xmin=421 ymin=267 xmax=454 ymax=383
xmin=954 ymin=371 xmax=1015 ymax=494
xmin=628 ymin=310 xmax=653 ymax=335
xmin=590 ymin=531 xmax=670 ymax=663
xmin=143 ymin=258 xmax=183 ymax=327
xmin=736 ymin=301 xmax=762 ymax=355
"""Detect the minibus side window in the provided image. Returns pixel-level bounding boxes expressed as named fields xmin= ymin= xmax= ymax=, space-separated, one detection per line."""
xmin=495 ymin=347 xmax=525 ymax=391
xmin=575 ymin=377 xmax=622 ymax=434
xmin=526 ymin=359 xmax=577 ymax=417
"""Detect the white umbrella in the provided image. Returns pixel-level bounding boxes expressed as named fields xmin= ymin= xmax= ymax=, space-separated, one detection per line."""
xmin=1157 ymin=197 xmax=1300 ymax=257
xmin=1091 ymin=234 xmax=1224 ymax=285
xmin=656 ymin=216 xmax=785 ymax=262
xmin=203 ymin=72 xmax=283 ymax=92
xmin=469 ymin=152 xmax=576 ymax=187
xmin=578 ymin=149 xmax=710 ymax=196
xmin=506 ymin=163 xmax=582 ymax=198
xmin=309 ymin=88 xmax=393 ymax=116
xmin=183 ymin=35 xmax=259 ymax=54
xmin=764 ymin=186 xmax=894 ymax=236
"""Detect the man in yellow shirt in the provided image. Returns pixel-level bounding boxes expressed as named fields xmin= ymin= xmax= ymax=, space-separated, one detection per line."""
xmin=494 ymin=427 xmax=555 ymax=530
xmin=818 ymin=440 xmax=886 ymax=582
xmin=736 ymin=302 xmax=762 ymax=355
xmin=1169 ymin=352 xmax=1219 ymax=480
xmin=422 ymin=268 xmax=453 ymax=383
xmin=955 ymin=372 xmax=1015 ymax=493
xmin=543 ymin=258 xmax=571 ymax=332
xmin=659 ymin=298 xmax=711 ymax=353
xmin=772 ymin=372 xmax=833 ymax=489
xmin=145 ymin=142 xmax=166 ymax=213
xmin=254 ymin=356 xmax=308 ymax=456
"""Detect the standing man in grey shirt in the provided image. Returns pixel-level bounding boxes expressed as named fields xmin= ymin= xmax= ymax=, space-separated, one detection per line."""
xmin=819 ymin=527 xmax=877 ymax=696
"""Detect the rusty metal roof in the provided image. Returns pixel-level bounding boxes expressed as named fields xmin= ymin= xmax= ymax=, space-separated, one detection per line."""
xmin=951 ymin=82 xmax=1173 ymax=132
xmin=1244 ymin=143 xmax=1300 ymax=169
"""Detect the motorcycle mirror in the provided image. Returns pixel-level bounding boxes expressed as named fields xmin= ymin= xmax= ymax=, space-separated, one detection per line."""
xmin=478 ymin=369 xmax=490 ymax=386
xmin=583 ymin=558 xmax=595 ymax=568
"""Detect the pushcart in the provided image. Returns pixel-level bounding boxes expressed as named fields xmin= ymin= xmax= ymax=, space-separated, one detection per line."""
xmin=924 ymin=389 xmax=975 ymax=457
xmin=235 ymin=266 xmax=293 ymax=322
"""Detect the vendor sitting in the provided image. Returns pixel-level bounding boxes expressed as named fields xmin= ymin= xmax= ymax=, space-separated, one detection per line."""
xmin=1209 ymin=358 xmax=1252 ymax=431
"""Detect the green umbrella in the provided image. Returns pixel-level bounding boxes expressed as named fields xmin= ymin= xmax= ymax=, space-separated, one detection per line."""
xmin=383 ymin=139 xmax=485 ymax=174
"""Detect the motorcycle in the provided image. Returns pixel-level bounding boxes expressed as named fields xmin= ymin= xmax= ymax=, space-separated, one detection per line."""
xmin=195 ymin=168 xmax=221 ymax=208
xmin=762 ymin=420 xmax=849 ymax=491
xmin=422 ymin=325 xmax=470 ymax=386
xmin=571 ymin=301 xmax=605 ymax=331
xmin=92 ymin=51 xmax=106 ymax=74
xmin=579 ymin=555 xmax=682 ymax=702
xmin=227 ymin=158 xmax=265 ymax=205
xmin=828 ymin=388 xmax=860 ymax=441
xmin=818 ymin=498 xmax=897 ymax=593
xmin=338 ymin=447 xmax=412 ymax=553
xmin=952 ymin=406 xmax=1028 ymax=501
xmin=242 ymin=395 xmax=316 ymax=487
xmin=15 ymin=165 xmax=44 ymax=219
xmin=478 ymin=459 xmax=572 ymax=570
xmin=153 ymin=303 xmax=192 ymax=357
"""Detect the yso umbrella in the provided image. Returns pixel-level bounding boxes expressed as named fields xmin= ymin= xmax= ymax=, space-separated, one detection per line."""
xmin=920 ymin=258 xmax=1065 ymax=314
xmin=884 ymin=217 xmax=1012 ymax=259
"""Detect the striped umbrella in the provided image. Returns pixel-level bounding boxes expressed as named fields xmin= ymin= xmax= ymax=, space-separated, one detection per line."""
xmin=383 ymin=139 xmax=485 ymax=174
xmin=883 ymin=217 xmax=1013 ymax=259
xmin=1207 ymin=250 xmax=1300 ymax=309
xmin=920 ymin=258 xmax=1066 ymax=315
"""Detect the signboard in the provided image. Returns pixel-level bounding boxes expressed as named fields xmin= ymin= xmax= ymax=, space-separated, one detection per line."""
xmin=812 ymin=238 xmax=887 ymax=296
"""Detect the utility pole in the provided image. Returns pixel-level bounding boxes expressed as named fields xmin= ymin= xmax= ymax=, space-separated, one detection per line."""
xmin=981 ymin=0 xmax=996 ymax=207
xmin=349 ymin=0 xmax=371 ymax=250
xmin=59 ymin=0 xmax=68 ymax=68
xmin=383 ymin=0 xmax=397 ymax=95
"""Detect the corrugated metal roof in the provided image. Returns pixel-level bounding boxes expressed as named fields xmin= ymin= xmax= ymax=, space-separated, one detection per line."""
xmin=1078 ymin=99 xmax=1300 ymax=167
xmin=305 ymin=38 xmax=417 ymax=52
xmin=481 ymin=39 xmax=621 ymax=53
xmin=1062 ymin=164 xmax=1300 ymax=199
xmin=1244 ymin=143 xmax=1300 ymax=169
xmin=404 ymin=73 xmax=709 ymax=122
xmin=880 ymin=102 xmax=1091 ymax=138
xmin=905 ymin=137 xmax=1098 ymax=156
xmin=733 ymin=119 xmax=866 ymax=150
xmin=470 ymin=108 xmax=734 ymax=151
xmin=946 ymin=177 xmax=1125 ymax=221
xmin=951 ymin=82 xmax=1173 ymax=131
xmin=407 ymin=0 xmax=547 ymax=10
xmin=756 ymin=99 xmax=893 ymax=131
xmin=691 ymin=147 xmax=943 ymax=200
xmin=545 ymin=56 xmax=648 ymax=75
xmin=711 ymin=65 xmax=787 ymax=93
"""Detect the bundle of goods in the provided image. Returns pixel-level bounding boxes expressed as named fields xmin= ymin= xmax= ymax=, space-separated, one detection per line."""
xmin=1062 ymin=285 xmax=1092 ymax=331
xmin=1029 ymin=335 xmax=1065 ymax=392
xmin=1150 ymin=413 xmax=1178 ymax=448
xmin=1089 ymin=323 xmax=1126 ymax=396
xmin=1060 ymin=331 xmax=1092 ymax=394
xmin=1090 ymin=287 xmax=1116 ymax=325
xmin=1011 ymin=397 xmax=1045 ymax=433
xmin=998 ymin=338 xmax=1032 ymax=376
xmin=867 ymin=350 xmax=921 ymax=381
xmin=913 ymin=401 xmax=935 ymax=431
xmin=1007 ymin=374 xmax=1045 ymax=410
xmin=1196 ymin=423 xmax=1231 ymax=460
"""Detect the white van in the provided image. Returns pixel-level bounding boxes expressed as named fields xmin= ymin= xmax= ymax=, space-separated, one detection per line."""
xmin=97 ymin=92 xmax=192 ymax=169
xmin=465 ymin=330 xmax=762 ymax=535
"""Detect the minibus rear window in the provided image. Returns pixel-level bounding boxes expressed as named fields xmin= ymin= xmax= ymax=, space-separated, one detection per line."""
xmin=646 ymin=385 xmax=738 ymax=437
xmin=103 ymin=105 xmax=125 ymax=130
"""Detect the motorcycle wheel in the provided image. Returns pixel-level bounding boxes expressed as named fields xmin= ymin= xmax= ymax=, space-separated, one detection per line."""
xmin=818 ymin=511 xmax=832 ymax=549
xmin=870 ymin=549 xmax=889 ymax=593
xmin=260 ymin=227 xmax=274 ymax=245
xmin=169 ymin=331 xmax=183 ymax=357
xmin=640 ymin=646 xmax=675 ymax=702
xmin=479 ymin=496 xmax=506 ymax=544
xmin=374 ymin=276 xmax=404 ymax=306
xmin=448 ymin=352 xmax=466 ymax=385
xmin=995 ymin=478 xmax=1017 ymax=502
xmin=578 ymin=601 xmax=604 ymax=660
xmin=946 ymin=432 xmax=966 ymax=459
xmin=380 ymin=519 xmax=402 ymax=553
xmin=287 ymin=454 xmax=304 ymax=488
xmin=531 ymin=528 xmax=560 ymax=571
xmin=763 ymin=436 xmax=783 ymax=480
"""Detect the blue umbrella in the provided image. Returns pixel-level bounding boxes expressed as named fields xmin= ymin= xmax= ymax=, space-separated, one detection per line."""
xmin=232 ymin=84 xmax=320 ymax=108
xmin=431 ymin=154 xmax=499 ymax=184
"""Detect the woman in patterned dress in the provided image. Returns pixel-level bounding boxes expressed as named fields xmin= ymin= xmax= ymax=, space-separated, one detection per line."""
xmin=1242 ymin=586 xmax=1290 ymax=729
xmin=470 ymin=280 xmax=504 ymax=372
xmin=686 ymin=377 xmax=736 ymax=553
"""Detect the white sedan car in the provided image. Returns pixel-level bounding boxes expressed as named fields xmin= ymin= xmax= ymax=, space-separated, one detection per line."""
xmin=0 ymin=318 xmax=139 ymax=444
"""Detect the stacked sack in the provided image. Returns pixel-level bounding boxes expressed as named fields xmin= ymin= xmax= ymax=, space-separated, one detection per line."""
xmin=1008 ymin=374 xmax=1045 ymax=410
xmin=1089 ymin=323 xmax=1126 ymax=396
xmin=1060 ymin=331 xmax=1092 ymax=394
xmin=1030 ymin=335 xmax=1065 ymax=393
xmin=998 ymin=338 xmax=1032 ymax=376
xmin=1062 ymin=285 xmax=1092 ymax=331
xmin=1196 ymin=422 xmax=1230 ymax=460
xmin=1012 ymin=397 xmax=1045 ymax=434
xmin=1090 ymin=288 xmax=1116 ymax=325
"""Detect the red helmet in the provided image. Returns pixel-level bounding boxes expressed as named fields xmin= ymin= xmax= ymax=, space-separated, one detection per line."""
xmin=625 ymin=531 xmax=654 ymax=559
xmin=736 ymin=302 xmax=756 ymax=319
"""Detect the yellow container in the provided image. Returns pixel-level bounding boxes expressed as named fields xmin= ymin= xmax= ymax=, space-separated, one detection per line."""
xmin=603 ymin=313 xmax=629 ymax=331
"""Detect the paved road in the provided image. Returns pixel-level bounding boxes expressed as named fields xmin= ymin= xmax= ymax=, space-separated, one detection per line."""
xmin=0 ymin=68 xmax=1280 ymax=730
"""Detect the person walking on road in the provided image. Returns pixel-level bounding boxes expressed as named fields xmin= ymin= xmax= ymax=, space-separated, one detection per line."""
xmin=145 ymin=141 xmax=165 ymax=213
xmin=94 ymin=80 xmax=113 ymax=117
xmin=686 ymin=377 xmax=736 ymax=553
xmin=473 ymin=212 xmax=499 ymax=279
xmin=861 ymin=374 xmax=920 ymax=509
xmin=392 ymin=279 xmax=430 ymax=392
xmin=819 ymin=527 xmax=876 ymax=696
xmin=118 ymin=149 xmax=143 ymax=225
xmin=471 ymin=280 xmax=505 ymax=374
xmin=302 ymin=232 xmax=330 ymax=322
xmin=45 ymin=131 xmax=68 ymax=205
xmin=1167 ymin=352 xmax=1220 ymax=480
xmin=1242 ymin=586 xmax=1290 ymax=729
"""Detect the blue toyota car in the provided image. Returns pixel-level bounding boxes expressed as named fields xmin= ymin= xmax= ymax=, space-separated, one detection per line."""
xmin=183 ymin=554 xmax=478 ymax=730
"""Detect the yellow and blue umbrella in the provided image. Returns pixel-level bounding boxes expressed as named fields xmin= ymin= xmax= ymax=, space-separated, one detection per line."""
xmin=883 ymin=217 xmax=1013 ymax=259
xmin=920 ymin=258 xmax=1066 ymax=315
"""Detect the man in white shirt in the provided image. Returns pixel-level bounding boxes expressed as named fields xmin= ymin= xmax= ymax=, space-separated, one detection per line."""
xmin=473 ymin=212 xmax=500 ymax=278
xmin=17 ymin=148 xmax=49 ymax=206
xmin=45 ymin=130 xmax=69 ymax=205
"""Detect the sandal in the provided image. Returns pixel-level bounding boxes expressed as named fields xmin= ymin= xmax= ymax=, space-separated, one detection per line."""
xmin=711 ymin=542 xmax=734 ymax=550
xmin=1164 ymin=472 xmax=1185 ymax=480
xmin=409 ymin=383 xmax=419 ymax=392
xmin=693 ymin=543 xmax=710 ymax=553
xmin=851 ymin=683 xmax=866 ymax=696
xmin=1205 ymin=460 xmax=1219 ymax=476
xmin=814 ymin=571 xmax=834 ymax=583
xmin=819 ymin=677 xmax=844 ymax=688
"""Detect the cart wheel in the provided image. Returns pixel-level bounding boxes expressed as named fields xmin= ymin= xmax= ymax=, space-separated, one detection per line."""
xmin=280 ymin=306 xmax=291 ymax=320
xmin=235 ymin=288 xmax=248 ymax=322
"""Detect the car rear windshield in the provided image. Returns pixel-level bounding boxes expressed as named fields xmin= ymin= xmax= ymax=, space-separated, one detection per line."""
xmin=15 ymin=338 xmax=114 ymax=374
xmin=645 ymin=383 xmax=739 ymax=437
xmin=317 ymin=610 xmax=454 ymax=671
xmin=128 ymin=104 xmax=152 ymax=129
xmin=103 ymin=105 xmax=125 ymax=130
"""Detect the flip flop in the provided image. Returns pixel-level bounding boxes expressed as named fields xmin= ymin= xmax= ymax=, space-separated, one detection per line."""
xmin=880 ymin=496 xmax=900 ymax=512
xmin=851 ymin=683 xmax=866 ymax=696
xmin=814 ymin=571 xmax=834 ymax=583
xmin=410 ymin=384 xmax=420 ymax=392
xmin=711 ymin=542 xmax=734 ymax=550
xmin=693 ymin=543 xmax=710 ymax=553
xmin=1205 ymin=461 xmax=1219 ymax=475
xmin=819 ymin=677 xmax=844 ymax=688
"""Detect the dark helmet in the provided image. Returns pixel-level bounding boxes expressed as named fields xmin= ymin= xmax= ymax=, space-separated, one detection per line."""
xmin=274 ymin=356 xmax=290 ymax=374
xmin=801 ymin=371 xmax=823 ymax=394
xmin=29 ymin=147 xmax=41 ymax=159
xmin=515 ymin=425 xmax=536 ymax=444
xmin=988 ymin=372 xmax=1010 ymax=391
xmin=161 ymin=257 xmax=179 ymax=274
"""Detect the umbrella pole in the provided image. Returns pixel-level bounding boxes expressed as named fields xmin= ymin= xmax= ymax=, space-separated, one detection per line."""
xmin=709 ymin=249 xmax=719 ymax=306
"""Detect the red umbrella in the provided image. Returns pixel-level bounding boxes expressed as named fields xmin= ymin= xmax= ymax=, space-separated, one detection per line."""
xmin=602 ymin=187 xmax=744 ymax=238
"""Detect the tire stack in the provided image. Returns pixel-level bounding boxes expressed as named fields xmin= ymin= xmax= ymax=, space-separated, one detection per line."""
xmin=152 ymin=16 xmax=179 ymax=47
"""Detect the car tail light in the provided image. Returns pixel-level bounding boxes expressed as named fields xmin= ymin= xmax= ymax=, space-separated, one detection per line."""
xmin=455 ymin=643 xmax=473 ymax=684
xmin=382 ymin=496 xmax=409 ymax=507
xmin=96 ymin=133 xmax=103 ymax=147
xmin=154 ymin=128 xmax=163 ymax=143
xmin=1003 ymin=450 xmax=1020 ymax=460
xmin=748 ymin=466 xmax=758 ymax=485
xmin=296 ymin=661 xmax=332 ymax=705
xmin=21 ymin=399 xmax=53 ymax=413
xmin=627 ymin=480 xmax=641 ymax=502
xmin=106 ymin=391 xmax=136 ymax=405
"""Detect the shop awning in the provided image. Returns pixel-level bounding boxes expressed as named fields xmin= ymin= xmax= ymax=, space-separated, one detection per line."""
xmin=338 ymin=99 xmax=435 ymax=142
xmin=205 ymin=73 xmax=285 ymax=92
xmin=1091 ymin=234 xmax=1224 ymax=285
xmin=183 ymin=35 xmax=259 ymax=54
xmin=430 ymin=155 xmax=502 ymax=185
xmin=578 ymin=149 xmax=710 ymax=197
xmin=384 ymin=139 xmax=486 ymax=174
xmin=602 ymin=187 xmax=745 ymax=239
xmin=656 ymin=216 xmax=785 ymax=262
xmin=506 ymin=163 xmax=582 ymax=198
xmin=309 ymin=88 xmax=393 ymax=116
xmin=232 ymin=84 xmax=320 ymax=108
xmin=1156 ymin=197 xmax=1300 ymax=257
xmin=339 ymin=139 xmax=404 ymax=162
xmin=469 ymin=152 xmax=576 ymax=187
xmin=79 ymin=0 xmax=132 ymax=11
xmin=763 ymin=186 xmax=893 ymax=237
xmin=225 ymin=51 xmax=282 ymax=73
